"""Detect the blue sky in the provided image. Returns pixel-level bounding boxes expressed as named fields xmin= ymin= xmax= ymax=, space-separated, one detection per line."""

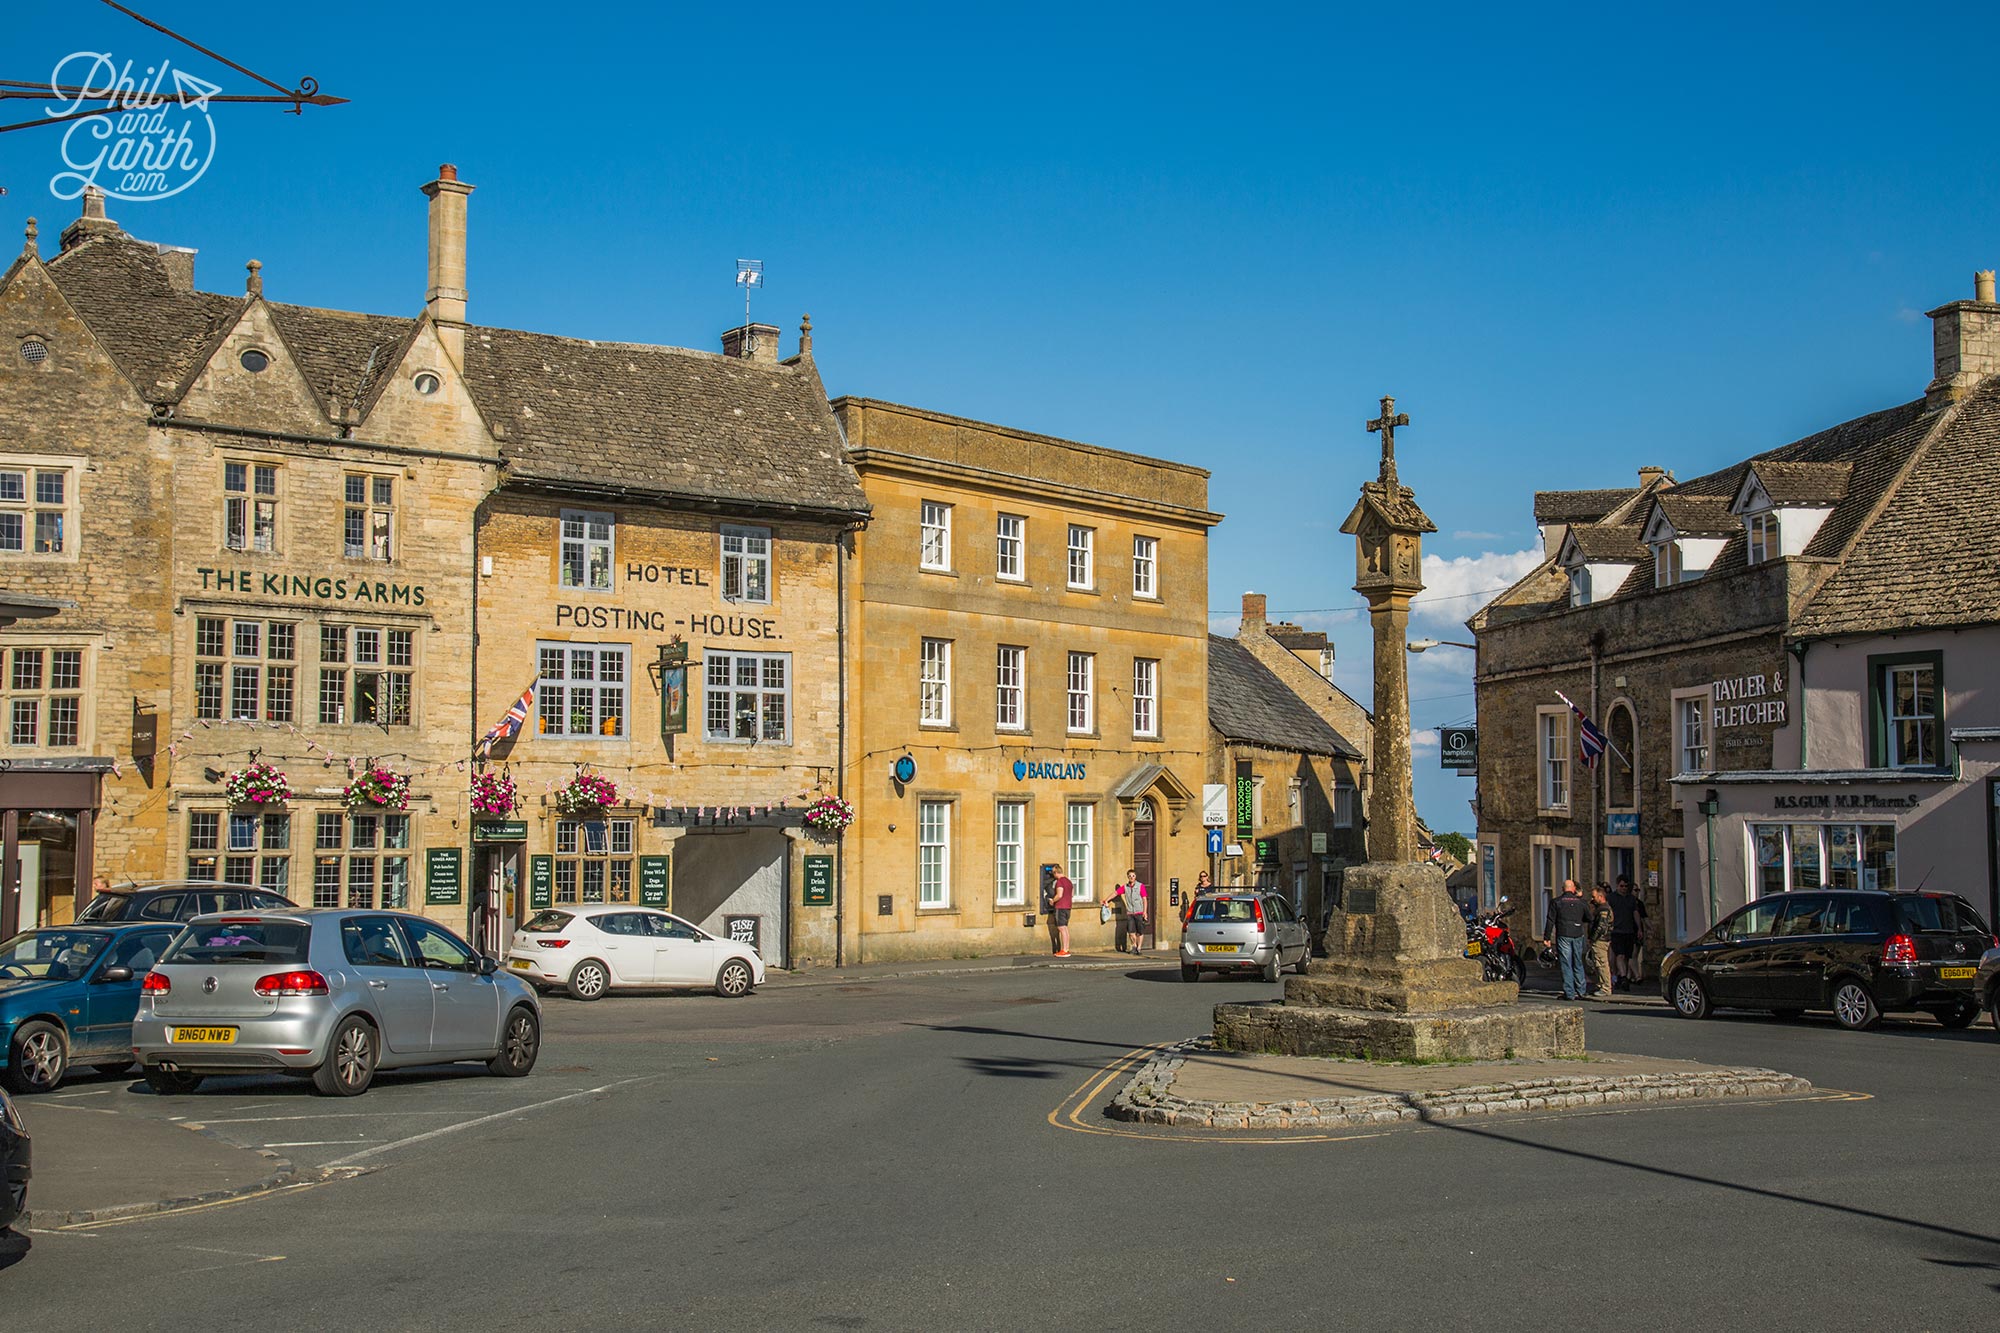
xmin=7 ymin=2 xmax=1995 ymax=832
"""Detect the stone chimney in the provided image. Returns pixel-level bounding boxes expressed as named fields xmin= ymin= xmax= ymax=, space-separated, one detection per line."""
xmin=1241 ymin=591 xmax=1267 ymax=629
xmin=59 ymin=186 xmax=125 ymax=252
xmin=1637 ymin=465 xmax=1667 ymax=489
xmin=421 ymin=164 xmax=474 ymax=364
xmin=1925 ymin=270 xmax=2000 ymax=409
xmin=720 ymin=323 xmax=782 ymax=364
xmin=155 ymin=244 xmax=196 ymax=292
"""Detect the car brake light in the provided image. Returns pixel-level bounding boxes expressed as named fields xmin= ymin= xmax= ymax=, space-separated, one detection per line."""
xmin=218 ymin=917 xmax=264 ymax=925
xmin=142 ymin=971 xmax=170 ymax=994
xmin=539 ymin=939 xmax=568 ymax=949
xmin=254 ymin=969 xmax=330 ymax=997
xmin=1252 ymin=897 xmax=1266 ymax=934
xmin=1882 ymin=934 xmax=1918 ymax=964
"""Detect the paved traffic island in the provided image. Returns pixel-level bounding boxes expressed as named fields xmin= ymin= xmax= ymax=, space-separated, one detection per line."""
xmin=1109 ymin=1039 xmax=1813 ymax=1131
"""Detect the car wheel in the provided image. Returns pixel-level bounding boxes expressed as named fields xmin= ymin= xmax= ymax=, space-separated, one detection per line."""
xmin=144 ymin=1067 xmax=204 ymax=1095
xmin=1260 ymin=954 xmax=1280 ymax=983
xmin=1934 ymin=1001 xmax=1978 ymax=1030
xmin=1832 ymin=980 xmax=1880 ymax=1031
xmin=567 ymin=959 xmax=610 ymax=1002
xmin=715 ymin=958 xmax=755 ymax=998
xmin=312 ymin=1016 xmax=379 ymax=1097
xmin=2 ymin=1020 xmax=68 ymax=1094
xmin=1292 ymin=943 xmax=1311 ymax=975
xmin=1669 ymin=971 xmax=1710 ymax=1019
xmin=486 ymin=1006 xmax=541 ymax=1077
xmin=1181 ymin=964 xmax=1200 ymax=982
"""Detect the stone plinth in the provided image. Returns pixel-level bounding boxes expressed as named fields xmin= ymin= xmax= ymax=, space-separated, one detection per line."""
xmin=1213 ymin=1000 xmax=1583 ymax=1062
xmin=1294 ymin=862 xmax=1515 ymax=1013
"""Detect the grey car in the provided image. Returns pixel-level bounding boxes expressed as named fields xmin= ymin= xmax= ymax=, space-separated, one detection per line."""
xmin=1180 ymin=891 xmax=1311 ymax=982
xmin=131 ymin=909 xmax=541 ymax=1097
xmin=1976 ymin=945 xmax=2000 ymax=1031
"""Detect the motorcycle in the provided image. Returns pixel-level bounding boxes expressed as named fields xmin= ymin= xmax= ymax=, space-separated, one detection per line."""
xmin=1469 ymin=903 xmax=1526 ymax=984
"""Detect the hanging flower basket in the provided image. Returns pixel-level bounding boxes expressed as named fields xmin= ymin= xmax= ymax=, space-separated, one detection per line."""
xmin=802 ymin=795 xmax=854 ymax=835
xmin=224 ymin=761 xmax=292 ymax=808
xmin=554 ymin=770 xmax=619 ymax=818
xmin=469 ymin=770 xmax=520 ymax=818
xmin=342 ymin=765 xmax=412 ymax=812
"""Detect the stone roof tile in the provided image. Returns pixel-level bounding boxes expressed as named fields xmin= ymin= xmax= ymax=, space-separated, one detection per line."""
xmin=1208 ymin=636 xmax=1362 ymax=759
xmin=1533 ymin=488 xmax=1635 ymax=523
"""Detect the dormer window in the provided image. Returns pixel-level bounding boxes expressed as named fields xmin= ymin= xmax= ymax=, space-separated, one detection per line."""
xmin=1568 ymin=567 xmax=1591 ymax=607
xmin=1746 ymin=510 xmax=1775 ymax=565
xmin=1653 ymin=541 xmax=1682 ymax=588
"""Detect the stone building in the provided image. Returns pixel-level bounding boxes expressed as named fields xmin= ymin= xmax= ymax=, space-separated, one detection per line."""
xmin=833 ymin=398 xmax=1218 ymax=961
xmin=1232 ymin=591 xmax=1374 ymax=834
xmin=1470 ymin=271 xmax=2000 ymax=953
xmin=1206 ymin=633 xmax=1365 ymax=927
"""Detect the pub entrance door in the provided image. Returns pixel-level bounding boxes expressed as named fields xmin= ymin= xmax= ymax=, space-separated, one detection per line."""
xmin=471 ymin=846 xmax=522 ymax=958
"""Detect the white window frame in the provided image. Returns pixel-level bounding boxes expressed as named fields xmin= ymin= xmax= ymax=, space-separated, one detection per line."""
xmin=703 ymin=650 xmax=791 ymax=744
xmin=720 ymin=525 xmax=772 ymax=604
xmin=1478 ymin=840 xmax=1499 ymax=912
xmin=2 ymin=643 xmax=89 ymax=750
xmin=1746 ymin=510 xmax=1775 ymax=565
xmin=994 ymin=800 xmax=1026 ymax=906
xmin=995 ymin=513 xmax=1025 ymax=582
xmin=559 ymin=509 xmax=615 ymax=592
xmin=920 ymin=501 xmax=952 ymax=572
xmin=1653 ymin=541 xmax=1681 ymax=588
xmin=995 ymin=645 xmax=1025 ymax=731
xmin=1334 ymin=784 xmax=1357 ymax=829
xmin=536 ymin=641 xmax=630 ymax=740
xmin=1131 ymin=657 xmax=1158 ymax=738
xmin=1537 ymin=706 xmax=1570 ymax=813
xmin=920 ymin=638 xmax=952 ymax=726
xmin=223 ymin=459 xmax=279 ymax=554
xmin=1132 ymin=534 xmax=1158 ymax=598
xmin=1673 ymin=691 xmax=1709 ymax=775
xmin=918 ymin=799 xmax=951 ymax=908
xmin=0 ymin=457 xmax=79 ymax=560
xmin=343 ymin=472 xmax=396 ymax=562
xmin=1065 ymin=800 xmax=1095 ymax=902
xmin=1066 ymin=651 xmax=1094 ymax=734
xmin=1066 ymin=525 xmax=1094 ymax=589
xmin=1530 ymin=836 xmax=1579 ymax=937
xmin=1663 ymin=838 xmax=1689 ymax=942
xmin=1884 ymin=662 xmax=1939 ymax=768
xmin=1568 ymin=566 xmax=1590 ymax=608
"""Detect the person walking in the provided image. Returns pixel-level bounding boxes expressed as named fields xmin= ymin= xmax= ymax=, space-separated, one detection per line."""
xmin=1183 ymin=870 xmax=1212 ymax=925
xmin=1588 ymin=882 xmax=1614 ymax=997
xmin=1115 ymin=869 xmax=1150 ymax=954
xmin=1609 ymin=875 xmax=1647 ymax=992
xmin=1047 ymin=861 xmax=1075 ymax=957
xmin=1542 ymin=878 xmax=1591 ymax=1000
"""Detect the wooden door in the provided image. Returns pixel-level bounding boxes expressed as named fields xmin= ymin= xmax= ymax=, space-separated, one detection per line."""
xmin=1133 ymin=803 xmax=1156 ymax=950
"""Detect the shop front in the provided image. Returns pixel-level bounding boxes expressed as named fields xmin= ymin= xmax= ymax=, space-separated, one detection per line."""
xmin=0 ymin=760 xmax=105 ymax=934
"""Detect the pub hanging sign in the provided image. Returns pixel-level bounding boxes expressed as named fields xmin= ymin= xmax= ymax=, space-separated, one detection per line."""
xmin=657 ymin=639 xmax=689 ymax=740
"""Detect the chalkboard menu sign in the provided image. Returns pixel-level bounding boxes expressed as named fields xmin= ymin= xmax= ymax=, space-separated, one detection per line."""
xmin=639 ymin=856 xmax=670 ymax=907
xmin=723 ymin=914 xmax=762 ymax=954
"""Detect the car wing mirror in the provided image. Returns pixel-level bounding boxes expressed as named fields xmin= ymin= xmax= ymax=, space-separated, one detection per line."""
xmin=98 ymin=965 xmax=135 ymax=984
xmin=476 ymin=955 xmax=499 ymax=976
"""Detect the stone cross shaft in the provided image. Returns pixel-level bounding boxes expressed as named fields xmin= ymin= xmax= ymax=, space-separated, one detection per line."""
xmin=1366 ymin=395 xmax=1410 ymax=486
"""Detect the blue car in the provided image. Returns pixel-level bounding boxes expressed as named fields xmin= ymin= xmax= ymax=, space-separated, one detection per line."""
xmin=0 ymin=923 xmax=182 ymax=1094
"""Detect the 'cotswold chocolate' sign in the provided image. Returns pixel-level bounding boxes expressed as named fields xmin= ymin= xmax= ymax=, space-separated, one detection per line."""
xmin=1710 ymin=670 xmax=1786 ymax=729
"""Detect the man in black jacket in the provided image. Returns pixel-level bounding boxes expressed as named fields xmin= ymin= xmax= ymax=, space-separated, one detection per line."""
xmin=1543 ymin=879 xmax=1591 ymax=1000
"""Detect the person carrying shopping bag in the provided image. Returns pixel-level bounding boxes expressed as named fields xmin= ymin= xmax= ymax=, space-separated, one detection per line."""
xmin=1114 ymin=868 xmax=1150 ymax=954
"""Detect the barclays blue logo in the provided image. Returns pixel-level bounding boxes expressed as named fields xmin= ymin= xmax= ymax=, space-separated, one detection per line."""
xmin=1012 ymin=760 xmax=1026 ymax=780
xmin=1013 ymin=759 xmax=1086 ymax=781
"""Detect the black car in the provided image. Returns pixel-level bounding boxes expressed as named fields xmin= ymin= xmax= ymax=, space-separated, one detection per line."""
xmin=0 ymin=1086 xmax=27 ymax=1233
xmin=75 ymin=882 xmax=292 ymax=924
xmin=1662 ymin=890 xmax=1996 ymax=1030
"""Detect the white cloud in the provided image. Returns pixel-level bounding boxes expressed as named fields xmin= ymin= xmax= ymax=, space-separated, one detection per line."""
xmin=1411 ymin=547 xmax=1544 ymax=629
xmin=1411 ymin=728 xmax=1440 ymax=752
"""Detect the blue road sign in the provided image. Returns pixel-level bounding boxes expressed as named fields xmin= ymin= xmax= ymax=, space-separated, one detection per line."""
xmin=1206 ymin=828 xmax=1224 ymax=855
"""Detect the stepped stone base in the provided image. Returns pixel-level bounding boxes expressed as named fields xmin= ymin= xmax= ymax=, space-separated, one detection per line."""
xmin=1214 ymin=999 xmax=1583 ymax=1062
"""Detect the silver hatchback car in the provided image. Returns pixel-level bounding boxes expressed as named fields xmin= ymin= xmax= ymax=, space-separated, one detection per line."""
xmin=1180 ymin=891 xmax=1311 ymax=982
xmin=131 ymin=909 xmax=542 ymax=1097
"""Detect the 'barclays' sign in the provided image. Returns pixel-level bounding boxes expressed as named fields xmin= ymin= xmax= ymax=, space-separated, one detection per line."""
xmin=1013 ymin=759 xmax=1087 ymax=781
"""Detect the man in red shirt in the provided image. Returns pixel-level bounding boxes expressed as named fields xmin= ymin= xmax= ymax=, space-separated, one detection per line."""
xmin=1048 ymin=864 xmax=1075 ymax=956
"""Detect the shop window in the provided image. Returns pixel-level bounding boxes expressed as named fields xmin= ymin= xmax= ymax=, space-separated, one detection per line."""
xmin=539 ymin=642 xmax=629 ymax=739
xmin=995 ymin=646 xmax=1025 ymax=731
xmin=1131 ymin=658 xmax=1157 ymax=738
xmin=0 ymin=462 xmax=74 ymax=557
xmin=3 ymin=646 xmax=84 ymax=748
xmin=312 ymin=810 xmax=409 ymax=908
xmin=1132 ymin=535 xmax=1158 ymax=598
xmin=1066 ymin=652 xmax=1094 ymax=733
xmin=994 ymin=801 xmax=1026 ymax=906
xmin=1752 ymin=822 xmax=1897 ymax=895
xmin=554 ymin=819 xmax=633 ymax=904
xmin=995 ymin=514 xmax=1024 ymax=581
xmin=559 ymin=510 xmax=614 ymax=591
xmin=1871 ymin=655 xmax=1942 ymax=769
xmin=1065 ymin=801 xmax=1095 ymax=902
xmin=702 ymin=651 xmax=788 ymax=743
xmin=1066 ymin=525 xmax=1094 ymax=589
xmin=918 ymin=800 xmax=951 ymax=908
xmin=223 ymin=460 xmax=278 ymax=553
xmin=195 ymin=616 xmax=295 ymax=724
xmin=343 ymin=474 xmax=395 ymax=561
xmin=187 ymin=810 xmax=291 ymax=889
xmin=720 ymin=525 xmax=771 ymax=603
xmin=920 ymin=638 xmax=952 ymax=726
xmin=920 ymin=501 xmax=952 ymax=571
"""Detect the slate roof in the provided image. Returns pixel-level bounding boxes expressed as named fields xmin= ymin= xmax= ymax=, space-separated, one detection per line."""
xmin=1208 ymin=636 xmax=1362 ymax=758
xmin=1791 ymin=377 xmax=2000 ymax=637
xmin=1652 ymin=493 xmax=1738 ymax=538
xmin=1747 ymin=459 xmax=1852 ymax=507
xmin=32 ymin=228 xmax=868 ymax=518
xmin=461 ymin=327 xmax=867 ymax=517
xmin=1563 ymin=524 xmax=1648 ymax=562
xmin=1534 ymin=488 xmax=1635 ymax=524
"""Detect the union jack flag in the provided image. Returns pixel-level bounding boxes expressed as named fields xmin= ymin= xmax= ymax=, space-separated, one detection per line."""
xmin=1557 ymin=690 xmax=1610 ymax=770
xmin=479 ymin=681 xmax=536 ymax=756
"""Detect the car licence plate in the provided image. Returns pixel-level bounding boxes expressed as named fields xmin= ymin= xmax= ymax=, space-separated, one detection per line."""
xmin=1203 ymin=944 xmax=1237 ymax=953
xmin=170 ymin=1027 xmax=237 ymax=1044
xmin=1939 ymin=966 xmax=1976 ymax=980
xmin=508 ymin=959 xmax=531 ymax=971
xmin=1465 ymin=941 xmax=1482 ymax=955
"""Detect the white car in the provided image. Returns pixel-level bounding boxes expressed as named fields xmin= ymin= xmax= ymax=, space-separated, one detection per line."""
xmin=505 ymin=906 xmax=765 ymax=1000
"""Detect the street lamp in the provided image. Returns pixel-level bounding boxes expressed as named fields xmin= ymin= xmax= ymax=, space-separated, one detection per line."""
xmin=1407 ymin=638 xmax=1476 ymax=653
